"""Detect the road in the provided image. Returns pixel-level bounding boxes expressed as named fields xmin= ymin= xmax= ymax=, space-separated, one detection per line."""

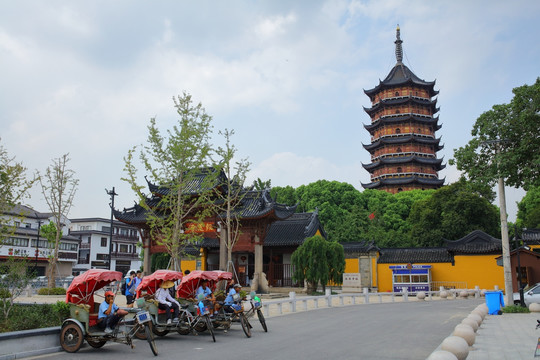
xmin=29 ymin=299 xmax=482 ymax=360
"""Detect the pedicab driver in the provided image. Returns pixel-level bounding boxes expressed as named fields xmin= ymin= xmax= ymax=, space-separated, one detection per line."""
xmin=155 ymin=280 xmax=181 ymax=325
xmin=224 ymin=283 xmax=242 ymax=313
xmin=196 ymin=279 xmax=216 ymax=316
xmin=98 ymin=291 xmax=128 ymax=334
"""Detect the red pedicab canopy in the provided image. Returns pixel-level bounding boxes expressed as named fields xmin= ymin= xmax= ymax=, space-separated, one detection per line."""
xmin=136 ymin=269 xmax=183 ymax=298
xmin=65 ymin=269 xmax=123 ymax=308
xmin=176 ymin=270 xmax=219 ymax=299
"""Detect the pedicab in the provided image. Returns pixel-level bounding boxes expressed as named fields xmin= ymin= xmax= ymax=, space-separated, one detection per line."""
xmin=60 ymin=269 xmax=157 ymax=355
xmin=197 ymin=271 xmax=252 ymax=338
xmin=244 ymin=291 xmax=267 ymax=332
xmin=175 ymin=270 xmax=219 ymax=341
xmin=135 ymin=269 xmax=195 ymax=338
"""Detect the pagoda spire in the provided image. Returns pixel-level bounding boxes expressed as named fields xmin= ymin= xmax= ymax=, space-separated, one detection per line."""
xmin=395 ymin=24 xmax=403 ymax=64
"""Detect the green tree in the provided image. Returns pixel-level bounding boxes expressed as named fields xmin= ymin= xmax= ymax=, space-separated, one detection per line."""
xmin=0 ymin=256 xmax=34 ymax=322
xmin=450 ymin=78 xmax=540 ymax=190
xmin=213 ymin=128 xmax=251 ymax=270
xmin=123 ymin=92 xmax=216 ymax=271
xmin=270 ymin=185 xmax=296 ymax=206
xmin=409 ymin=179 xmax=500 ymax=247
xmin=252 ymin=178 xmax=271 ymax=191
xmin=516 ymin=186 xmax=540 ymax=229
xmin=291 ymin=235 xmax=344 ymax=293
xmin=0 ymin=139 xmax=35 ymax=245
xmin=37 ymin=154 xmax=78 ymax=288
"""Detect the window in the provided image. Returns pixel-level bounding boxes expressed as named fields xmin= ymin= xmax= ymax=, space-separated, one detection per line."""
xmin=395 ymin=109 xmax=400 ymax=114
xmin=101 ymin=238 xmax=107 ymax=247
xmin=397 ymin=147 xmax=402 ymax=153
xmin=4 ymin=237 xmax=29 ymax=247
xmin=395 ymin=91 xmax=399 ymax=97
xmin=397 ymin=167 xmax=403 ymax=173
xmin=119 ymin=244 xmax=129 ymax=253
xmin=25 ymin=223 xmax=31 ymax=229
xmin=59 ymin=242 xmax=78 ymax=251
xmin=395 ymin=128 xmax=401 ymax=134
xmin=397 ymin=188 xmax=403 ymax=192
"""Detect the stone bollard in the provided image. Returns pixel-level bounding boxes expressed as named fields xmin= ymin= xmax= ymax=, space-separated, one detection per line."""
xmin=440 ymin=290 xmax=448 ymax=299
xmin=494 ymin=285 xmax=499 ymax=291
xmin=427 ymin=350 xmax=458 ymax=360
xmin=459 ymin=290 xmax=468 ymax=299
xmin=363 ymin=287 xmax=369 ymax=304
xmin=289 ymin=291 xmax=296 ymax=312
xmin=467 ymin=313 xmax=483 ymax=327
xmin=416 ymin=291 xmax=426 ymax=300
xmin=461 ymin=317 xmax=479 ymax=332
xmin=403 ymin=288 xmax=408 ymax=302
xmin=441 ymin=336 xmax=469 ymax=360
xmin=453 ymin=323 xmax=476 ymax=346
xmin=474 ymin=285 xmax=480 ymax=299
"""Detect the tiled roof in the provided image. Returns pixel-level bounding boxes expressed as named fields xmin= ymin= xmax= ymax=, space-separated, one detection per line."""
xmin=263 ymin=211 xmax=325 ymax=247
xmin=147 ymin=167 xmax=228 ymax=197
xmin=363 ymin=135 xmax=443 ymax=151
xmin=114 ymin=187 xmax=296 ymax=225
xmin=523 ymin=229 xmax=540 ymax=244
xmin=362 ymin=155 xmax=445 ymax=171
xmin=362 ymin=176 xmax=445 ymax=189
xmin=364 ymin=97 xmax=438 ymax=115
xmin=364 ymin=115 xmax=441 ymax=132
xmin=377 ymin=247 xmax=452 ymax=264
xmin=364 ymin=63 xmax=438 ymax=97
xmin=444 ymin=230 xmax=502 ymax=254
xmin=340 ymin=241 xmax=379 ymax=254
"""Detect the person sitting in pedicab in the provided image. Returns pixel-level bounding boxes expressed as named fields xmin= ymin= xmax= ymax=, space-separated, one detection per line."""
xmin=98 ymin=291 xmax=129 ymax=334
xmin=196 ymin=279 xmax=216 ymax=316
xmin=223 ymin=283 xmax=242 ymax=313
xmin=155 ymin=280 xmax=181 ymax=325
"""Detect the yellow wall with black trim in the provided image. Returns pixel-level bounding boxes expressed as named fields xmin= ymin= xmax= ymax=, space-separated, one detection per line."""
xmin=347 ymin=254 xmax=504 ymax=292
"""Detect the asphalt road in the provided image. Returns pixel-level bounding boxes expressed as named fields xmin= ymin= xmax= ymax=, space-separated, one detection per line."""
xmin=29 ymin=299 xmax=483 ymax=360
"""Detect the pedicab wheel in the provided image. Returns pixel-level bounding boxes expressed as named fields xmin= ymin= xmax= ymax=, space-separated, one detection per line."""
xmin=144 ymin=324 xmax=158 ymax=356
xmin=60 ymin=323 xmax=84 ymax=353
xmin=134 ymin=321 xmax=151 ymax=340
xmin=152 ymin=324 xmax=169 ymax=337
xmin=176 ymin=324 xmax=190 ymax=335
xmin=257 ymin=309 xmax=268 ymax=332
xmin=194 ymin=321 xmax=207 ymax=332
xmin=205 ymin=315 xmax=216 ymax=342
xmin=240 ymin=313 xmax=251 ymax=338
xmin=86 ymin=338 xmax=107 ymax=348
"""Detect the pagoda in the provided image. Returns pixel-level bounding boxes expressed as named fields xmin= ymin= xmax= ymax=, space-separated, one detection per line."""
xmin=361 ymin=26 xmax=445 ymax=193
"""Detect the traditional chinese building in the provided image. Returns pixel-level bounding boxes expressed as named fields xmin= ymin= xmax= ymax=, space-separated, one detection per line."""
xmin=113 ymin=170 xmax=298 ymax=291
xmin=362 ymin=26 xmax=445 ymax=193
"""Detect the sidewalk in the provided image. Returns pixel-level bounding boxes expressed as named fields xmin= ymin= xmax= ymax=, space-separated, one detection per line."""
xmin=466 ymin=312 xmax=539 ymax=360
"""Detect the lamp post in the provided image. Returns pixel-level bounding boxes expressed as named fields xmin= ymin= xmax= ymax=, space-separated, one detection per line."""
xmin=105 ymin=187 xmax=117 ymax=270
xmin=35 ymin=219 xmax=42 ymax=271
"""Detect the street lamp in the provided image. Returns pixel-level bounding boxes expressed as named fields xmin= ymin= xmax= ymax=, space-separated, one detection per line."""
xmin=34 ymin=219 xmax=42 ymax=272
xmin=105 ymin=187 xmax=117 ymax=270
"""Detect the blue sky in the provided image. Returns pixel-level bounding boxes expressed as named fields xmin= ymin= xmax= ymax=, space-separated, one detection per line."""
xmin=1 ymin=0 xmax=538 ymax=222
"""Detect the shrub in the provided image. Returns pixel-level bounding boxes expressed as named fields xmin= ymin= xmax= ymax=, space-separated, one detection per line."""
xmin=51 ymin=301 xmax=70 ymax=321
xmin=503 ymin=305 xmax=530 ymax=313
xmin=0 ymin=303 xmax=63 ymax=332
xmin=0 ymin=289 xmax=11 ymax=299
xmin=38 ymin=287 xmax=66 ymax=295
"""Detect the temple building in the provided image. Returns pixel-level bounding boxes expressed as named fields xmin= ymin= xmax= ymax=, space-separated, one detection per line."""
xmin=362 ymin=26 xmax=445 ymax=193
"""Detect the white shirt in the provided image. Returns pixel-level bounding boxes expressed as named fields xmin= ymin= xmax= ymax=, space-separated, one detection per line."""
xmin=155 ymin=287 xmax=180 ymax=307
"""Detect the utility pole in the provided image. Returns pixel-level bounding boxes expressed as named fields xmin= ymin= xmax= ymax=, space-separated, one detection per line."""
xmin=106 ymin=187 xmax=118 ymax=270
xmin=484 ymin=139 xmax=512 ymax=307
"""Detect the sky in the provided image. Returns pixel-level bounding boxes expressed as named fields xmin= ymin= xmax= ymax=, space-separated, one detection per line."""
xmin=1 ymin=0 xmax=538 ymax=223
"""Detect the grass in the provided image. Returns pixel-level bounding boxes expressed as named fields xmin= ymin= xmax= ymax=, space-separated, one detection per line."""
xmin=502 ymin=304 xmax=530 ymax=313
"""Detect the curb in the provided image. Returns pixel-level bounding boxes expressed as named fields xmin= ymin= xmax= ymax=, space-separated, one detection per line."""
xmin=0 ymin=327 xmax=61 ymax=360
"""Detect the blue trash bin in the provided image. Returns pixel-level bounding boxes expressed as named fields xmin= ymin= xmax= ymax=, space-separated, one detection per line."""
xmin=485 ymin=290 xmax=505 ymax=315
